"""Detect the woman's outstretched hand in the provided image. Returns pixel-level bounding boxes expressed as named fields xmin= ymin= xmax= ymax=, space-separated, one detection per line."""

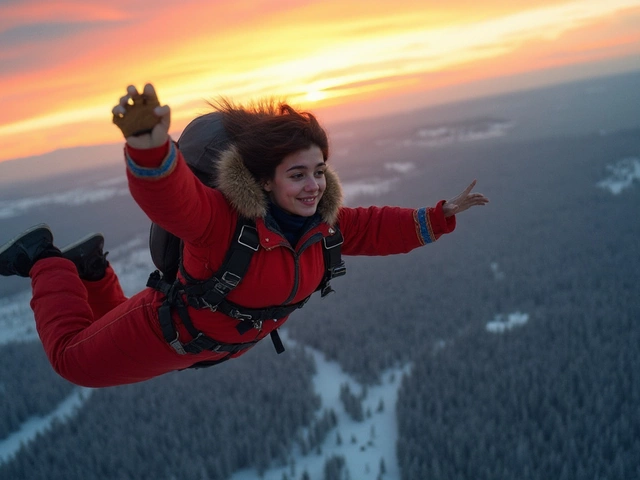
xmin=112 ymin=83 xmax=170 ymax=149
xmin=443 ymin=180 xmax=489 ymax=217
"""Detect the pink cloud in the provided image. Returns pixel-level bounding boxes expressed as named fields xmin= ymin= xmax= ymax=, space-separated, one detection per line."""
xmin=0 ymin=2 xmax=128 ymax=29
xmin=1 ymin=0 xmax=640 ymax=163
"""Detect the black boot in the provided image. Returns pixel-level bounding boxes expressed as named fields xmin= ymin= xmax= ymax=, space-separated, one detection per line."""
xmin=0 ymin=224 xmax=62 ymax=277
xmin=61 ymin=233 xmax=109 ymax=281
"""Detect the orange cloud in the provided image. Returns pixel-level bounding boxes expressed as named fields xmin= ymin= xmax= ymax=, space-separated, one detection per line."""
xmin=1 ymin=0 xmax=639 ymax=163
xmin=0 ymin=2 xmax=126 ymax=27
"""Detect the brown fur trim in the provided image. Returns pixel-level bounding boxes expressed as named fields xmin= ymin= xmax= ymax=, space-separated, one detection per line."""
xmin=317 ymin=166 xmax=342 ymax=226
xmin=215 ymin=146 xmax=268 ymax=219
xmin=214 ymin=145 xmax=343 ymax=224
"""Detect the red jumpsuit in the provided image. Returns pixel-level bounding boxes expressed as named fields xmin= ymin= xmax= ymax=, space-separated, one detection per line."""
xmin=29 ymin=140 xmax=456 ymax=387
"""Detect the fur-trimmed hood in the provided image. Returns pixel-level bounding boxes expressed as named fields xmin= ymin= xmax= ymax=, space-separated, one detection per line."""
xmin=213 ymin=145 xmax=343 ymax=226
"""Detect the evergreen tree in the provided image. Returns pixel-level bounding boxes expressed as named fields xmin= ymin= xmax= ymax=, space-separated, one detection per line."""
xmin=379 ymin=457 xmax=386 ymax=475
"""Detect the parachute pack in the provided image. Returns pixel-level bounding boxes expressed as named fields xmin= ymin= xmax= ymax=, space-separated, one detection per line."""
xmin=149 ymin=112 xmax=230 ymax=280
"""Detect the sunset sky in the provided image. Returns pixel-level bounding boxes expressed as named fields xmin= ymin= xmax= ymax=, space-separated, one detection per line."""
xmin=1 ymin=0 xmax=639 ymax=164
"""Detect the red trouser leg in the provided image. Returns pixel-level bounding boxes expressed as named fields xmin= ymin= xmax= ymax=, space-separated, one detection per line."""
xmin=82 ymin=264 xmax=128 ymax=320
xmin=29 ymin=258 xmax=213 ymax=387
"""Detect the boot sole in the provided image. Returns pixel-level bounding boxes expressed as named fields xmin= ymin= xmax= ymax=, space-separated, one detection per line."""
xmin=0 ymin=223 xmax=53 ymax=276
xmin=0 ymin=223 xmax=53 ymax=257
xmin=60 ymin=233 xmax=104 ymax=255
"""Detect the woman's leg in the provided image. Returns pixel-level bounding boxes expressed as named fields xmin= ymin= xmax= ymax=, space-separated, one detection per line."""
xmin=59 ymin=232 xmax=126 ymax=319
xmin=29 ymin=257 xmax=214 ymax=387
xmin=82 ymin=264 xmax=128 ymax=320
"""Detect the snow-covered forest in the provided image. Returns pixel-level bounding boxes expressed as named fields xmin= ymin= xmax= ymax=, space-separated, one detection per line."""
xmin=0 ymin=70 xmax=639 ymax=480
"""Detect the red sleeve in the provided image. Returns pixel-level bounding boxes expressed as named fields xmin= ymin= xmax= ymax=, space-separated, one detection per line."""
xmin=124 ymin=140 xmax=232 ymax=246
xmin=125 ymin=142 xmax=170 ymax=168
xmin=338 ymin=201 xmax=455 ymax=256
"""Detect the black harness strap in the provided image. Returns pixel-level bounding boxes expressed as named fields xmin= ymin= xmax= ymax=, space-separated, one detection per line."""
xmin=181 ymin=219 xmax=259 ymax=311
xmin=148 ymin=219 xmax=346 ymax=365
xmin=222 ymin=296 xmax=311 ymax=334
xmin=150 ymin=272 xmax=259 ymax=358
xmin=149 ymin=217 xmax=262 ymax=360
xmin=320 ymin=227 xmax=347 ymax=297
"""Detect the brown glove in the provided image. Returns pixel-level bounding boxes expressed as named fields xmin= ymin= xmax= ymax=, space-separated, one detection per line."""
xmin=112 ymin=94 xmax=161 ymax=138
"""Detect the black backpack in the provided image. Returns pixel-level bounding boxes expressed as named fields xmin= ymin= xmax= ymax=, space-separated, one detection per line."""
xmin=149 ymin=111 xmax=231 ymax=281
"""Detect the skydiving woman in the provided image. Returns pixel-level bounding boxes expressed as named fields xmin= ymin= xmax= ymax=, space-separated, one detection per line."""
xmin=0 ymin=83 xmax=488 ymax=387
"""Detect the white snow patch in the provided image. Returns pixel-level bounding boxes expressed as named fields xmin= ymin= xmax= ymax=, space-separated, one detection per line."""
xmin=433 ymin=339 xmax=448 ymax=352
xmin=342 ymin=178 xmax=400 ymax=205
xmin=341 ymin=162 xmax=415 ymax=203
xmin=96 ymin=176 xmax=127 ymax=187
xmin=490 ymin=262 xmax=505 ymax=281
xmin=384 ymin=162 xmax=415 ymax=174
xmin=230 ymin=334 xmax=411 ymax=480
xmin=486 ymin=312 xmax=530 ymax=333
xmin=457 ymin=122 xmax=513 ymax=142
xmin=0 ymin=184 xmax=129 ymax=219
xmin=596 ymin=157 xmax=640 ymax=195
xmin=400 ymin=120 xmax=513 ymax=148
xmin=0 ymin=387 xmax=94 ymax=464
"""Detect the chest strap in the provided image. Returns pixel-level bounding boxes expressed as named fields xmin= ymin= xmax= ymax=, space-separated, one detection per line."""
xmin=181 ymin=220 xmax=259 ymax=311
xmin=320 ymin=228 xmax=347 ymax=296
xmin=147 ymin=218 xmax=346 ymax=365
xmin=150 ymin=271 xmax=277 ymax=360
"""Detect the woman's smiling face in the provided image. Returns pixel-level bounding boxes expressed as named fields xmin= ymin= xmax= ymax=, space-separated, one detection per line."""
xmin=263 ymin=145 xmax=326 ymax=217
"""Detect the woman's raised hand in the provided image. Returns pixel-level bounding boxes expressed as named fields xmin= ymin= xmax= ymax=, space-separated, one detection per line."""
xmin=442 ymin=180 xmax=489 ymax=217
xmin=112 ymin=83 xmax=171 ymax=149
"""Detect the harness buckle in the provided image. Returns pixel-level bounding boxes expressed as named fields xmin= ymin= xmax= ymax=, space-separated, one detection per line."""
xmin=229 ymin=308 xmax=254 ymax=321
xmin=330 ymin=262 xmax=347 ymax=279
xmin=228 ymin=308 xmax=263 ymax=331
xmin=323 ymin=232 xmax=344 ymax=249
xmin=200 ymin=297 xmax=219 ymax=312
xmin=238 ymin=225 xmax=259 ymax=251
xmin=221 ymin=271 xmax=242 ymax=287
xmin=212 ymin=271 xmax=242 ymax=296
xmin=168 ymin=333 xmax=187 ymax=355
xmin=321 ymin=283 xmax=335 ymax=297
xmin=213 ymin=282 xmax=230 ymax=296
xmin=192 ymin=332 xmax=223 ymax=353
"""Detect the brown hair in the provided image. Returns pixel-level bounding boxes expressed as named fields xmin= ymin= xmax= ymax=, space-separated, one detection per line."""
xmin=211 ymin=98 xmax=329 ymax=181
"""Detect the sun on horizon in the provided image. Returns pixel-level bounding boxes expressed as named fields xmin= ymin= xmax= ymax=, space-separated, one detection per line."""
xmin=1 ymin=0 xmax=639 ymax=164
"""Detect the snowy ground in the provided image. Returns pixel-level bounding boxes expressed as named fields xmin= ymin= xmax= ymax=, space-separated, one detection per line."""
xmin=0 ymin=328 xmax=411 ymax=480
xmin=0 ymin=254 xmax=531 ymax=477
xmin=596 ymin=157 xmax=640 ymax=195
xmin=0 ymin=387 xmax=94 ymax=464
xmin=486 ymin=312 xmax=530 ymax=333
xmin=0 ymin=176 xmax=129 ymax=220
xmin=230 ymin=333 xmax=411 ymax=480
xmin=1 ymin=156 xmax=635 ymax=475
